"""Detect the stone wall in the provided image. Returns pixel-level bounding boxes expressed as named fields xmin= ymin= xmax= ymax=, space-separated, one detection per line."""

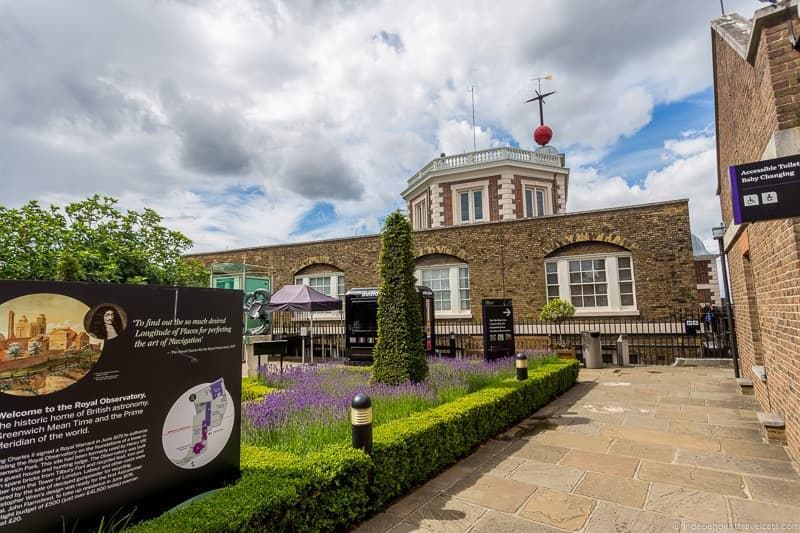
xmin=713 ymin=8 xmax=800 ymax=462
xmin=190 ymin=200 xmax=697 ymax=321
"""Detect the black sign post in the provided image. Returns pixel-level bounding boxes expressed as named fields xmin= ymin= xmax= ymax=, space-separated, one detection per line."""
xmin=729 ymin=154 xmax=800 ymax=224
xmin=481 ymin=299 xmax=515 ymax=361
xmin=0 ymin=281 xmax=242 ymax=531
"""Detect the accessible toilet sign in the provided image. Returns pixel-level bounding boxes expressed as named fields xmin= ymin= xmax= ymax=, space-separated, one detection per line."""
xmin=0 ymin=281 xmax=242 ymax=531
xmin=729 ymin=154 xmax=800 ymax=224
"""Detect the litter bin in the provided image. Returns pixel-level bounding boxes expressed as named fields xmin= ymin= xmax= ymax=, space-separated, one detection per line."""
xmin=582 ymin=331 xmax=603 ymax=369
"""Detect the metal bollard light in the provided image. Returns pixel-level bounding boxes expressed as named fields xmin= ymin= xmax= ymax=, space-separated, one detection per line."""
xmin=351 ymin=393 xmax=373 ymax=454
xmin=515 ymin=352 xmax=528 ymax=381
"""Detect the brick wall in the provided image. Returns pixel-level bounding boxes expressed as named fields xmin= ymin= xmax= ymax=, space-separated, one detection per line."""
xmin=191 ymin=200 xmax=696 ymax=321
xmin=713 ymin=10 xmax=800 ymax=462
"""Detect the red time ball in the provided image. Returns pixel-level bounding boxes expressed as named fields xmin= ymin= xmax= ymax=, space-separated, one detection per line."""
xmin=533 ymin=125 xmax=553 ymax=146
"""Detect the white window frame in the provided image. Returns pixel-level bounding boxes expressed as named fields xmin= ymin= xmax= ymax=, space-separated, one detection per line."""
xmin=415 ymin=263 xmax=471 ymax=318
xmin=452 ymin=181 xmax=489 ymax=225
xmin=519 ymin=177 xmax=553 ymax=218
xmin=412 ymin=196 xmax=428 ymax=230
xmin=524 ymin=186 xmax=549 ymax=217
xmin=294 ymin=272 xmax=345 ymax=319
xmin=544 ymin=253 xmax=639 ymax=316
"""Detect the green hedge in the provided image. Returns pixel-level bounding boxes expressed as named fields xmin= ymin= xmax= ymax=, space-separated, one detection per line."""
xmin=128 ymin=360 xmax=578 ymax=532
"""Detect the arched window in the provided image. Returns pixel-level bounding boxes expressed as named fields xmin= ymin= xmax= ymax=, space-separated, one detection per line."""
xmin=294 ymin=264 xmax=345 ymax=303
xmin=545 ymin=242 xmax=637 ymax=315
xmin=414 ymin=254 xmax=470 ymax=317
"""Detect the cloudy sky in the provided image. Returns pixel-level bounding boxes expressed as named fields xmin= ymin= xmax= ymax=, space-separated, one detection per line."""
xmin=1 ymin=0 xmax=756 ymax=253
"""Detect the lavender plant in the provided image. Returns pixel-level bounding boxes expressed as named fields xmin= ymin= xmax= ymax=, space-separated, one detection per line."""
xmin=243 ymin=356 xmax=558 ymax=453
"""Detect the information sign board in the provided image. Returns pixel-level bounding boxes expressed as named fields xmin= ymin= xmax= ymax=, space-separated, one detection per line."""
xmin=0 ymin=281 xmax=242 ymax=531
xmin=729 ymin=154 xmax=800 ymax=224
xmin=481 ymin=299 xmax=515 ymax=361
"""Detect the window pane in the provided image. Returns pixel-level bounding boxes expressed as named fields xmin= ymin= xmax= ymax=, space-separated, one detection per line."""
xmin=619 ymin=269 xmax=631 ymax=281
xmin=581 ymin=271 xmax=594 ymax=283
xmin=620 ymin=282 xmax=633 ymax=294
xmin=571 ymin=285 xmax=583 ymax=296
xmin=569 ymin=272 xmax=581 ymax=284
xmin=525 ymin=189 xmax=533 ymax=218
xmin=536 ymin=189 xmax=545 ymax=216
xmin=584 ymin=285 xmax=594 ymax=296
xmin=581 ymin=260 xmax=592 ymax=271
xmin=547 ymin=286 xmax=559 ymax=298
xmin=460 ymin=192 xmax=469 ymax=222
xmin=546 ymin=273 xmax=558 ymax=285
xmin=308 ymin=276 xmax=331 ymax=296
xmin=569 ymin=261 xmax=580 ymax=272
xmin=621 ymin=294 xmax=634 ymax=306
xmin=584 ymin=295 xmax=596 ymax=307
xmin=422 ymin=268 xmax=451 ymax=311
xmin=596 ymin=295 xmax=608 ymax=306
xmin=618 ymin=257 xmax=631 ymax=268
xmin=596 ymin=283 xmax=607 ymax=294
xmin=593 ymin=259 xmax=605 ymax=270
xmin=546 ymin=262 xmax=557 ymax=273
xmin=338 ymin=276 xmax=345 ymax=301
xmin=572 ymin=295 xmax=583 ymax=307
xmin=473 ymin=190 xmax=483 ymax=220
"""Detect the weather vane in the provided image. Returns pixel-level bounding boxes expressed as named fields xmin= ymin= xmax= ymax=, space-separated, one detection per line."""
xmin=525 ymin=75 xmax=556 ymax=146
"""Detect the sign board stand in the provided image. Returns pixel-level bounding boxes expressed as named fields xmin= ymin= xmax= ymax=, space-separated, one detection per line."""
xmin=481 ymin=299 xmax=515 ymax=361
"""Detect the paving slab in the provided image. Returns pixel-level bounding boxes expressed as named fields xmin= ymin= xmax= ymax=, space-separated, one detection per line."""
xmin=728 ymin=498 xmax=800 ymax=527
xmin=574 ymin=471 xmax=649 ymax=507
xmin=446 ymin=474 xmax=536 ymax=513
xmin=404 ymin=494 xmax=487 ymax=533
xmin=744 ymin=475 xmax=800 ymax=507
xmin=645 ymin=482 xmax=728 ymax=524
xmin=469 ymin=510 xmax=564 ymax=533
xmin=601 ymin=425 xmax=721 ymax=452
xmin=559 ymin=449 xmax=639 ymax=477
xmin=608 ymin=438 xmax=676 ymax=462
xmin=637 ymin=461 xmax=747 ymax=497
xmin=675 ymin=449 xmax=800 ymax=480
xmin=519 ymin=488 xmax=595 ymax=531
xmin=721 ymin=439 xmax=792 ymax=461
xmin=533 ymin=429 xmax=613 ymax=452
xmin=422 ymin=465 xmax=476 ymax=492
xmin=508 ymin=461 xmax=585 ymax=492
xmin=386 ymin=487 xmax=441 ymax=518
xmin=623 ymin=414 xmax=670 ymax=431
xmin=507 ymin=440 xmax=570 ymax=463
xmin=584 ymin=500 xmax=679 ymax=532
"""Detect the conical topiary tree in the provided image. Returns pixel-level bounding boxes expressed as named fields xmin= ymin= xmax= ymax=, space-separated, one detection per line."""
xmin=371 ymin=211 xmax=428 ymax=384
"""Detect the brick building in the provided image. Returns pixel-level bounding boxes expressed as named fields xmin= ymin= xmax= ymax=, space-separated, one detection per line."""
xmin=712 ymin=2 xmax=800 ymax=462
xmin=193 ymin=137 xmax=697 ymax=322
xmin=692 ymin=234 xmax=721 ymax=308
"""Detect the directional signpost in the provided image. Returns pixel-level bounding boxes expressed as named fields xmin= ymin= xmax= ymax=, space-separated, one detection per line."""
xmin=481 ymin=299 xmax=515 ymax=361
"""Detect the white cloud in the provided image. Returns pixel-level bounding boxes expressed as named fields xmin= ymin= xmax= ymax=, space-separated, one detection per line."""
xmin=0 ymin=0 xmax=757 ymax=251
xmin=568 ymin=130 xmax=721 ymax=245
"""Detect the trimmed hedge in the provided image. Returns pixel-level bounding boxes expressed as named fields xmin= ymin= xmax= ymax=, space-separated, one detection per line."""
xmin=127 ymin=360 xmax=579 ymax=532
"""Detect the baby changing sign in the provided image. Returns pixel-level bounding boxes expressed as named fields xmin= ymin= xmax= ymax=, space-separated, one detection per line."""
xmin=729 ymin=154 xmax=800 ymax=224
xmin=0 ymin=280 xmax=242 ymax=532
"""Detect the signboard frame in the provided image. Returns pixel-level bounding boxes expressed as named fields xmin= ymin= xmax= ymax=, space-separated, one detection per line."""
xmin=729 ymin=154 xmax=800 ymax=224
xmin=0 ymin=280 xmax=242 ymax=531
xmin=481 ymin=298 xmax=515 ymax=361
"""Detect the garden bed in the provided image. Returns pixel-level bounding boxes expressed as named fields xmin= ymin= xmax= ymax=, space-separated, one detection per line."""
xmin=128 ymin=357 xmax=579 ymax=532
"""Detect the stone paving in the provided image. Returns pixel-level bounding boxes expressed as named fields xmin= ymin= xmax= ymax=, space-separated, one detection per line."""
xmin=354 ymin=366 xmax=800 ymax=532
